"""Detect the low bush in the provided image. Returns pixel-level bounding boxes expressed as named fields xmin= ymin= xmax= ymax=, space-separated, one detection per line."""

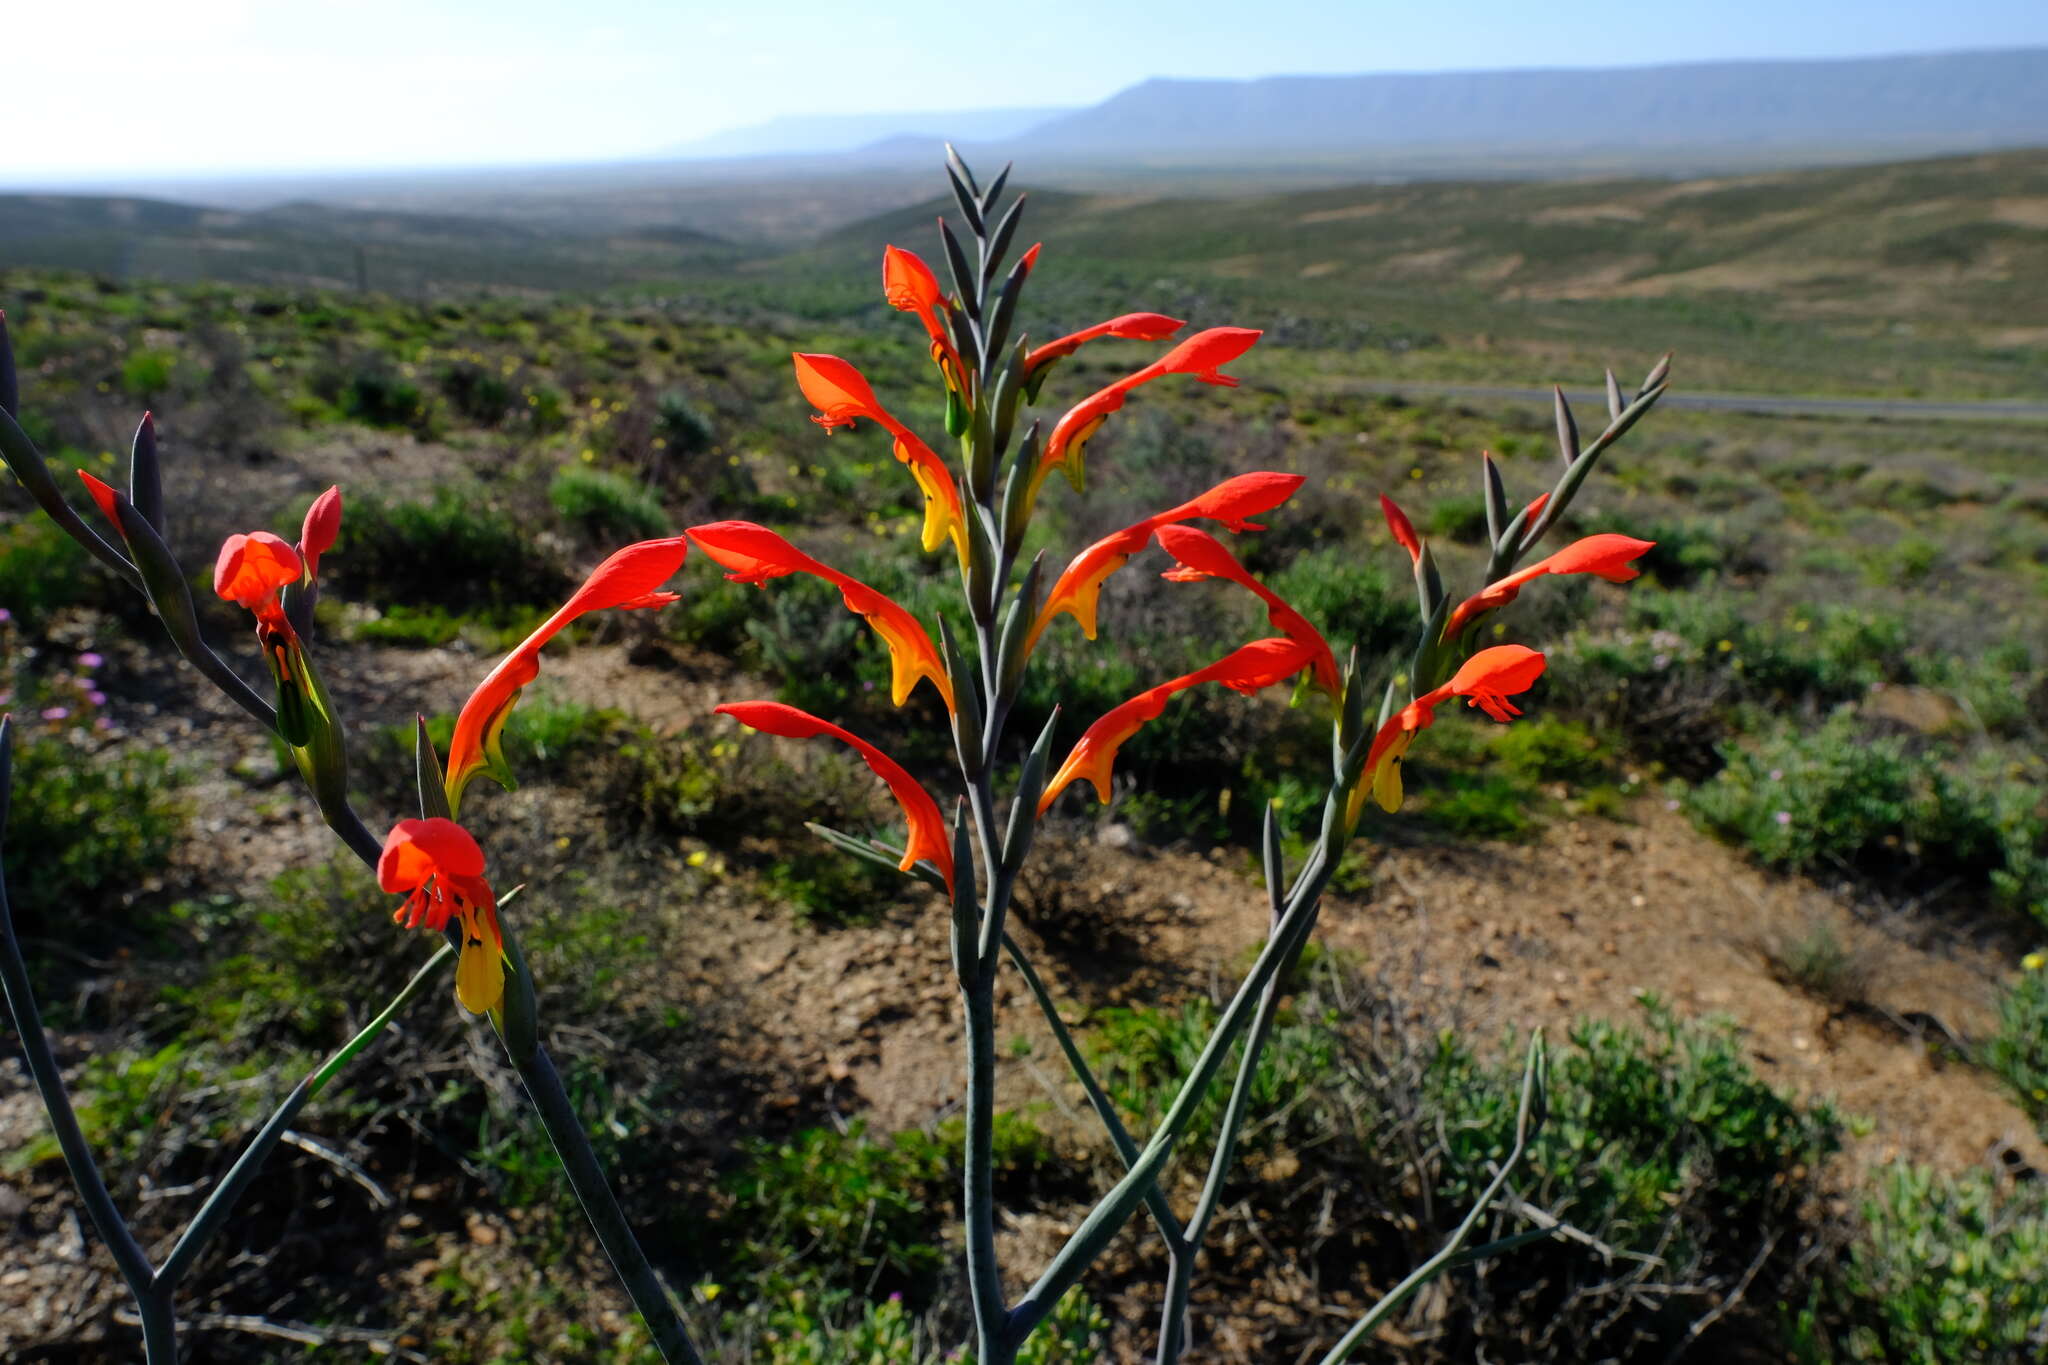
xmin=332 ymin=485 xmax=569 ymax=612
xmin=551 ymin=465 xmax=670 ymax=542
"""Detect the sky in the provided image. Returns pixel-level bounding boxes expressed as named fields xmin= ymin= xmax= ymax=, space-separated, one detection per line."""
xmin=10 ymin=0 xmax=2048 ymax=180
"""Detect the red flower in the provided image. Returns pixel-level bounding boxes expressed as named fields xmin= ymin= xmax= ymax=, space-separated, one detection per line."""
xmin=1039 ymin=636 xmax=1312 ymax=811
xmin=1024 ymin=312 xmax=1186 ymax=385
xmin=686 ymin=521 xmax=952 ymax=711
xmin=1028 ymin=471 xmax=1304 ymax=652
xmin=379 ymin=818 xmax=503 ymax=1014
xmin=882 ymin=245 xmax=966 ymax=392
xmin=1443 ymin=533 xmax=1655 ymax=639
xmin=715 ymin=701 xmax=953 ymax=892
xmin=445 ymin=538 xmax=688 ymax=812
xmin=792 ymin=352 xmax=967 ymax=570
xmin=1154 ymin=525 xmax=1340 ymax=697
xmin=1347 ymin=645 xmax=1548 ymax=825
xmin=213 ymin=532 xmax=302 ymax=630
xmin=1033 ymin=327 xmax=1263 ymax=508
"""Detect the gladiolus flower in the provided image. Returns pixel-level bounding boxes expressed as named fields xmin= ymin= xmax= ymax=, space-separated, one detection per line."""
xmin=379 ymin=818 xmax=503 ymax=1014
xmin=213 ymin=532 xmax=302 ymax=629
xmin=1154 ymin=525 xmax=1340 ymax=697
xmin=685 ymin=521 xmax=952 ymax=711
xmin=882 ymin=246 xmax=966 ymax=392
xmin=715 ymin=700 xmax=952 ymax=892
xmin=1443 ymin=533 xmax=1655 ymax=639
xmin=1380 ymin=494 xmax=1421 ymax=564
xmin=1347 ymin=645 xmax=1548 ymax=826
xmin=446 ymin=538 xmax=688 ymax=812
xmin=1027 ymin=471 xmax=1304 ymax=653
xmin=1040 ymin=636 xmax=1312 ymax=811
xmin=1033 ymin=327 xmax=1263 ymax=511
xmin=792 ymin=352 xmax=967 ymax=570
xmin=1024 ymin=312 xmax=1186 ymax=391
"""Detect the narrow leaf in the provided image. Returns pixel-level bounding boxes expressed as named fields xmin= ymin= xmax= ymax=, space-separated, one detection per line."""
xmin=945 ymin=162 xmax=985 ymax=238
xmin=129 ymin=412 xmax=164 ymax=535
xmin=1002 ymin=708 xmax=1059 ymax=877
xmin=945 ymin=142 xmax=980 ymax=198
xmin=981 ymin=192 xmax=1027 ymax=287
xmin=416 ymin=715 xmax=453 ymax=821
xmin=1552 ymin=385 xmax=1579 ymax=467
xmin=978 ymin=162 xmax=1013 ymax=218
xmin=937 ymin=218 xmax=981 ymax=322
xmin=1604 ymin=369 xmax=1624 ymax=422
xmin=1481 ymin=452 xmax=1508 ymax=551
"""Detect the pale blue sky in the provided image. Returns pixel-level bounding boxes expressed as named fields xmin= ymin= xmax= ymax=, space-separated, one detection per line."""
xmin=10 ymin=0 xmax=2048 ymax=178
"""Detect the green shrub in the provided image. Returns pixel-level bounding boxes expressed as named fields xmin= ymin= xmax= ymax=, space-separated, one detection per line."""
xmin=1684 ymin=709 xmax=1914 ymax=874
xmin=437 ymin=357 xmax=516 ymax=425
xmin=1820 ymin=1164 xmax=2048 ymax=1362
xmin=1490 ymin=715 xmax=1612 ymax=788
xmin=0 ymin=517 xmax=118 ymax=634
xmin=3 ymin=729 xmax=185 ymax=934
xmin=720 ymin=1121 xmax=951 ymax=1303
xmin=1266 ymin=548 xmax=1413 ymax=668
xmin=1984 ymin=962 xmax=2048 ymax=1126
xmin=551 ymin=465 xmax=670 ymax=541
xmin=1426 ymin=492 xmax=1490 ymax=544
xmin=117 ymin=347 xmax=177 ymax=397
xmin=655 ymin=389 xmax=716 ymax=456
xmin=334 ymin=485 xmax=568 ymax=611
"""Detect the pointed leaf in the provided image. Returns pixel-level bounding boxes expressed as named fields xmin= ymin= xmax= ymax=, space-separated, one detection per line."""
xmin=129 ymin=412 xmax=164 ymax=535
xmin=416 ymin=715 xmax=453 ymax=821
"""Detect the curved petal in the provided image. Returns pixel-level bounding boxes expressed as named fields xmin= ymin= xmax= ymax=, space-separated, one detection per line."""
xmin=1154 ymin=525 xmax=1340 ymax=697
xmin=686 ymin=522 xmax=952 ymax=711
xmin=1379 ymin=493 xmax=1421 ymax=564
xmin=1443 ymin=534 xmax=1656 ymax=638
xmin=76 ymin=471 xmax=125 ymax=534
xmin=445 ymin=538 xmax=688 ymax=811
xmin=1036 ymin=328 xmax=1262 ymax=502
xmin=378 ymin=818 xmax=488 ymax=892
xmin=883 ymin=245 xmax=945 ymax=321
xmin=1025 ymin=312 xmax=1187 ymax=373
xmin=1039 ymin=636 xmax=1311 ymax=812
xmin=299 ymin=486 xmax=342 ymax=580
xmin=792 ymin=352 xmax=887 ymax=429
xmin=715 ymin=700 xmax=953 ymax=892
xmin=1347 ymin=645 xmax=1549 ymax=825
xmin=1028 ymin=471 xmax=1307 ymax=655
xmin=214 ymin=532 xmax=302 ymax=611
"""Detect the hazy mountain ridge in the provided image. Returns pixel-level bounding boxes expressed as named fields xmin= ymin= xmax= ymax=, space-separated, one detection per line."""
xmin=1015 ymin=48 xmax=2048 ymax=156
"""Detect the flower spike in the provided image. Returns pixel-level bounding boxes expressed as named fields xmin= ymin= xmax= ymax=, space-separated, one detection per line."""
xmin=1040 ymin=636 xmax=1312 ymax=812
xmin=1443 ymin=532 xmax=1655 ymax=639
xmin=685 ymin=521 xmax=953 ymax=712
xmin=1154 ymin=525 xmax=1340 ymax=697
xmin=446 ymin=538 xmax=688 ymax=812
xmin=379 ymin=817 xmax=503 ymax=1013
xmin=1025 ymin=471 xmax=1305 ymax=655
xmin=716 ymin=701 xmax=953 ymax=892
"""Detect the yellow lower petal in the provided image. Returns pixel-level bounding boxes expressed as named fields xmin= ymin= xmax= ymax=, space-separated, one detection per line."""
xmin=1373 ymin=738 xmax=1410 ymax=814
xmin=456 ymin=935 xmax=506 ymax=1014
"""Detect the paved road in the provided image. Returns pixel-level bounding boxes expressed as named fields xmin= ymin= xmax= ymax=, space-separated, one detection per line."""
xmin=1336 ymin=379 xmax=2048 ymax=424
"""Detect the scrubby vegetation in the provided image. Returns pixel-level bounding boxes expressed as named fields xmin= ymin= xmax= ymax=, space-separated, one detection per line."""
xmin=4 ymin=146 xmax=2046 ymax=1365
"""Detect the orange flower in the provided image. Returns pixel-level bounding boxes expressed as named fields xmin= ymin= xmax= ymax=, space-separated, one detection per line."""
xmin=1027 ymin=471 xmax=1304 ymax=653
xmin=1024 ymin=312 xmax=1186 ymax=386
xmin=445 ymin=538 xmax=688 ymax=812
xmin=792 ymin=352 xmax=967 ymax=570
xmin=715 ymin=700 xmax=953 ymax=892
xmin=1154 ymin=525 xmax=1340 ymax=698
xmin=1348 ymin=644 xmax=1548 ymax=825
xmin=213 ymin=532 xmax=302 ymax=628
xmin=379 ymin=817 xmax=503 ymax=1013
xmin=882 ymin=245 xmax=966 ymax=391
xmin=1443 ymin=533 xmax=1655 ymax=639
xmin=685 ymin=521 xmax=952 ymax=711
xmin=1379 ymin=493 xmax=1421 ymax=565
xmin=1032 ymin=327 xmax=1263 ymax=511
xmin=1039 ymin=636 xmax=1312 ymax=812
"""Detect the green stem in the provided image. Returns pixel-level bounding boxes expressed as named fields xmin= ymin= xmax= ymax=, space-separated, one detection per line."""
xmin=156 ymin=944 xmax=453 ymax=1291
xmin=0 ymin=789 xmax=157 ymax=1302
xmin=1005 ymin=833 xmax=1334 ymax=1348
xmin=1001 ymin=932 xmax=1184 ymax=1244
xmin=1158 ymin=903 xmax=1304 ymax=1362
xmin=509 ymin=1039 xmax=703 ymax=1365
